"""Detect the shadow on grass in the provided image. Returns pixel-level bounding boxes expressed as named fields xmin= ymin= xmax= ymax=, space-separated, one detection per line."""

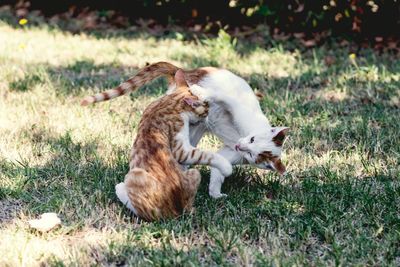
xmin=7 ymin=60 xmax=172 ymax=98
xmin=0 ymin=127 xmax=277 ymax=224
xmin=8 ymin=54 xmax=400 ymax=107
xmin=0 ymin=128 xmax=129 ymax=225
xmin=1 ymin=125 xmax=399 ymax=264
xmin=7 ymin=53 xmax=400 ymax=164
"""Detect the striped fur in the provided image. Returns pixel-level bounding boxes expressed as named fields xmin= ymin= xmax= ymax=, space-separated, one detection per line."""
xmin=81 ymin=62 xmax=179 ymax=106
xmin=80 ymin=62 xmax=214 ymax=106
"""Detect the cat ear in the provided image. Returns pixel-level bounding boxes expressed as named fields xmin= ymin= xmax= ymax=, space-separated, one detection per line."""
xmin=272 ymin=158 xmax=286 ymax=175
xmin=271 ymin=127 xmax=289 ymax=147
xmin=175 ymin=69 xmax=188 ymax=88
xmin=183 ymin=97 xmax=200 ymax=108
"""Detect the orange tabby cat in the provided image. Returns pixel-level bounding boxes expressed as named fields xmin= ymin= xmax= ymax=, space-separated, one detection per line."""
xmin=115 ymin=70 xmax=232 ymax=221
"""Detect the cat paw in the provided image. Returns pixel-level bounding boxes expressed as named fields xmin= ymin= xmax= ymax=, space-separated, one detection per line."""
xmin=115 ymin=182 xmax=138 ymax=214
xmin=209 ymin=191 xmax=228 ymax=199
xmin=115 ymin=183 xmax=128 ymax=203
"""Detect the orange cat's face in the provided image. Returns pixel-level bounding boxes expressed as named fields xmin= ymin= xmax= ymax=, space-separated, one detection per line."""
xmin=182 ymin=96 xmax=209 ymax=118
xmin=175 ymin=68 xmax=209 ymax=119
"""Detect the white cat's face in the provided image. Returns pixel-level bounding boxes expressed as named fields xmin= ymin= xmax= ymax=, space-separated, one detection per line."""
xmin=235 ymin=127 xmax=289 ymax=175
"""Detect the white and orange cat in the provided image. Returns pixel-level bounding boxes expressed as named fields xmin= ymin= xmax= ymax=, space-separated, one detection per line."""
xmin=82 ymin=62 xmax=289 ymax=198
xmin=114 ymin=70 xmax=232 ymax=221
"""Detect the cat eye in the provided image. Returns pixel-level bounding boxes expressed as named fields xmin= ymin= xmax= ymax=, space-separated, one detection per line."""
xmin=250 ymin=136 xmax=255 ymax=143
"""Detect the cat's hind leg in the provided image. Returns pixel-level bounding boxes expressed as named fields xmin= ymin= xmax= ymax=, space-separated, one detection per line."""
xmin=116 ymin=168 xmax=156 ymax=217
xmin=209 ymin=146 xmax=243 ymax=199
xmin=181 ymin=168 xmax=201 ymax=211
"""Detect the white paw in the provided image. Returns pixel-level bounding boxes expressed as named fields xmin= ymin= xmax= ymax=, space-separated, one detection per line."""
xmin=209 ymin=191 xmax=228 ymax=199
xmin=115 ymin=183 xmax=130 ymax=206
xmin=115 ymin=182 xmax=137 ymax=214
xmin=115 ymin=182 xmax=127 ymax=202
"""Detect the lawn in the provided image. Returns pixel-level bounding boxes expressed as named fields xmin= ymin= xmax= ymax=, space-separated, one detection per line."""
xmin=0 ymin=19 xmax=399 ymax=266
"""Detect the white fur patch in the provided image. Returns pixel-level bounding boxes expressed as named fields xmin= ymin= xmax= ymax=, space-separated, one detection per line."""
xmin=115 ymin=182 xmax=138 ymax=215
xmin=195 ymin=69 xmax=271 ymax=136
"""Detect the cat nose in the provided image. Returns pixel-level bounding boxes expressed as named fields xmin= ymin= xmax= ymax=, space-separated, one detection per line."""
xmin=235 ymin=144 xmax=240 ymax=151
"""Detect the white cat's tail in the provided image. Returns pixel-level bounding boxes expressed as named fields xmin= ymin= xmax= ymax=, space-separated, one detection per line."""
xmin=115 ymin=182 xmax=138 ymax=215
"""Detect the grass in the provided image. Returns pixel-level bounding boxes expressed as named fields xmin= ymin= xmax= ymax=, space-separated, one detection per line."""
xmin=0 ymin=17 xmax=400 ymax=266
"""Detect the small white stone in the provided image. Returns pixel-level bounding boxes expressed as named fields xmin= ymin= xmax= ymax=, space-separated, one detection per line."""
xmin=28 ymin=212 xmax=61 ymax=232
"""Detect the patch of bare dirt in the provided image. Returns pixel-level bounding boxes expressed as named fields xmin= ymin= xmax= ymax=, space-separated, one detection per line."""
xmin=0 ymin=199 xmax=23 ymax=226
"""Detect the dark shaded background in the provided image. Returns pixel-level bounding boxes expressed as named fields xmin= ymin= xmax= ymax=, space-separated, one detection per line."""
xmin=2 ymin=0 xmax=400 ymax=45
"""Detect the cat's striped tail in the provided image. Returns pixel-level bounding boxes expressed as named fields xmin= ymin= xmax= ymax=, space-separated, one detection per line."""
xmin=80 ymin=62 xmax=179 ymax=106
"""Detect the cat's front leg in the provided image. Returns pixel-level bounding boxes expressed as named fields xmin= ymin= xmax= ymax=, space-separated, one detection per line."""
xmin=209 ymin=168 xmax=227 ymax=199
xmin=209 ymin=146 xmax=243 ymax=199
xmin=173 ymin=142 xmax=233 ymax=177
xmin=189 ymin=84 xmax=213 ymax=101
xmin=178 ymin=122 xmax=207 ymax=170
